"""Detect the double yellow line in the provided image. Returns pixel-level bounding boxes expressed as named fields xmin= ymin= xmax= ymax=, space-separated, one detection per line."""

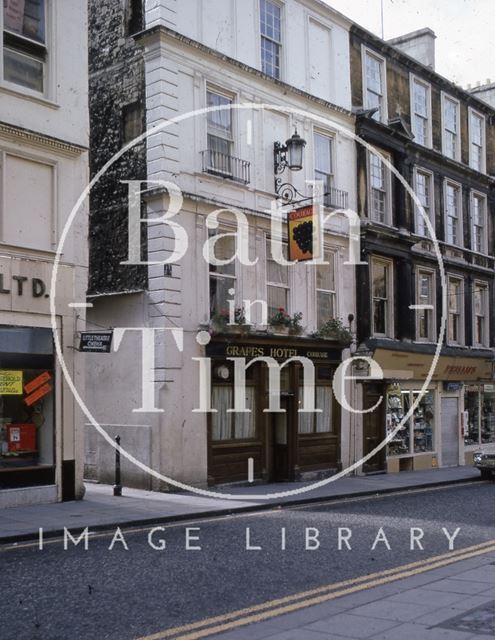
xmin=137 ymin=538 xmax=495 ymax=640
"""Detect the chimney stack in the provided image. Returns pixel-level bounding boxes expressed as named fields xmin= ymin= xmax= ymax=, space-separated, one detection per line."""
xmin=387 ymin=28 xmax=436 ymax=70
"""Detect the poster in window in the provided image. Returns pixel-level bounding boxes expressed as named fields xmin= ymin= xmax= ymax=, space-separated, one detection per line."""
xmin=4 ymin=0 xmax=26 ymax=34
xmin=287 ymin=205 xmax=320 ymax=262
xmin=0 ymin=370 xmax=23 ymax=395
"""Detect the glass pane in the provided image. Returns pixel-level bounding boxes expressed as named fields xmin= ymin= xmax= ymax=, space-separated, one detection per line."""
xmin=315 ymin=386 xmax=332 ymax=432
xmin=4 ymin=0 xmax=45 ymax=43
xmin=209 ymin=275 xmax=234 ymax=317
xmin=4 ymin=47 xmax=43 ymax=92
xmin=482 ymin=389 xmax=495 ymax=444
xmin=209 ymin=234 xmax=235 ymax=276
xmin=211 ymin=386 xmax=232 ymax=440
xmin=267 ymin=242 xmax=288 ymax=284
xmin=206 ymin=91 xmax=232 ymax=136
xmin=372 ymin=262 xmax=387 ymax=299
xmin=413 ymin=391 xmax=434 ymax=453
xmin=317 ymin=291 xmax=335 ymax=327
xmin=464 ymin=390 xmax=480 ymax=445
xmin=234 ymin=386 xmax=255 ymax=439
xmin=316 ymin=254 xmax=335 ymax=292
xmin=267 ymin=285 xmax=288 ymax=317
xmin=366 ymin=53 xmax=382 ymax=93
xmin=314 ymin=133 xmax=332 ymax=175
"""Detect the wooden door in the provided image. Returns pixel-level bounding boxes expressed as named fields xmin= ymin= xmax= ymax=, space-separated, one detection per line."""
xmin=362 ymin=383 xmax=386 ymax=473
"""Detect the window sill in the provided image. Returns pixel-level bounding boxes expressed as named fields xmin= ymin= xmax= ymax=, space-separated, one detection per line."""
xmin=0 ymin=82 xmax=59 ymax=110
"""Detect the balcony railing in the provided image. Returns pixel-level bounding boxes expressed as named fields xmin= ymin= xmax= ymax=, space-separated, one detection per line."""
xmin=322 ymin=187 xmax=349 ymax=210
xmin=201 ymin=149 xmax=251 ymax=185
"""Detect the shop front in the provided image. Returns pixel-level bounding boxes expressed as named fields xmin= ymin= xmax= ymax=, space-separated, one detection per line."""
xmin=362 ymin=347 xmax=494 ymax=473
xmin=464 ymin=383 xmax=495 ymax=463
xmin=205 ymin=336 xmax=346 ymax=485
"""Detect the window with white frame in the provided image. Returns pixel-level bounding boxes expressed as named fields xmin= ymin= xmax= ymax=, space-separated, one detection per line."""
xmin=364 ymin=49 xmax=386 ymax=122
xmin=368 ymin=151 xmax=390 ymax=224
xmin=314 ymin=132 xmax=333 ymax=206
xmin=473 ymin=282 xmax=489 ymax=347
xmin=371 ymin=257 xmax=392 ymax=336
xmin=447 ymin=276 xmax=463 ymax=345
xmin=260 ymin=0 xmax=281 ymax=79
xmin=444 ymin=181 xmax=462 ymax=246
xmin=471 ymin=192 xmax=487 ymax=254
xmin=266 ymin=239 xmax=289 ymax=317
xmin=442 ymin=95 xmax=460 ymax=160
xmin=209 ymin=233 xmax=236 ymax=319
xmin=206 ymin=88 xmax=234 ymax=175
xmin=3 ymin=0 xmax=47 ymax=93
xmin=316 ymin=250 xmax=336 ymax=328
xmin=411 ymin=77 xmax=431 ymax=147
xmin=414 ymin=168 xmax=434 ymax=236
xmin=469 ymin=109 xmax=485 ymax=172
xmin=416 ymin=270 xmax=435 ymax=342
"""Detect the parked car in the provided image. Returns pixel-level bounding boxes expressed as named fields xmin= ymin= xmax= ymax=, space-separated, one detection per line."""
xmin=473 ymin=451 xmax=495 ymax=479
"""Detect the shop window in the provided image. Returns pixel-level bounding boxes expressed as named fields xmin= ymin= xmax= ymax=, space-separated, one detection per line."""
xmin=386 ymin=387 xmax=434 ymax=456
xmin=473 ymin=282 xmax=489 ymax=348
xmin=209 ymin=232 xmax=236 ymax=319
xmin=298 ymin=386 xmax=332 ymax=434
xmin=363 ymin=48 xmax=387 ymax=122
xmin=260 ymin=0 xmax=281 ymax=79
xmin=371 ymin=257 xmax=392 ymax=337
xmin=414 ymin=168 xmax=434 ymax=236
xmin=368 ymin=151 xmax=391 ymax=224
xmin=416 ymin=269 xmax=435 ymax=342
xmin=0 ymin=327 xmax=54 ymax=476
xmin=266 ymin=239 xmax=289 ymax=317
xmin=444 ymin=181 xmax=462 ymax=246
xmin=316 ymin=250 xmax=336 ymax=329
xmin=211 ymin=385 xmax=255 ymax=440
xmin=465 ymin=385 xmax=495 ymax=445
xmin=3 ymin=0 xmax=47 ymax=93
xmin=447 ymin=276 xmax=464 ymax=345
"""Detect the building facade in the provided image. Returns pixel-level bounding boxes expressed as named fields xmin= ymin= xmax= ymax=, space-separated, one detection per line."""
xmin=0 ymin=0 xmax=89 ymax=506
xmin=86 ymin=0 xmax=358 ymax=489
xmin=349 ymin=26 xmax=495 ymax=474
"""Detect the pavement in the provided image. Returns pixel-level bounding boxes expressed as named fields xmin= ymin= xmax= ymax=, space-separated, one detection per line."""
xmin=0 ymin=465 xmax=481 ymax=544
xmin=205 ymin=547 xmax=495 ymax=640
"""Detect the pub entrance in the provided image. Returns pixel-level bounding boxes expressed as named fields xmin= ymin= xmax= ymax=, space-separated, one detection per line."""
xmin=206 ymin=336 xmax=344 ymax=486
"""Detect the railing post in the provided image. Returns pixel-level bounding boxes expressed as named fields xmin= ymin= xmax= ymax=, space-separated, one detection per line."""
xmin=113 ymin=435 xmax=122 ymax=497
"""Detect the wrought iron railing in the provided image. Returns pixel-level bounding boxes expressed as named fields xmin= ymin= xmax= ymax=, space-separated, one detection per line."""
xmin=201 ymin=149 xmax=250 ymax=185
xmin=322 ymin=186 xmax=349 ymax=209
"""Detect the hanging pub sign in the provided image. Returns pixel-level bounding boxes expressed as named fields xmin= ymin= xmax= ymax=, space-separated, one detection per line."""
xmin=287 ymin=205 xmax=321 ymax=262
xmin=79 ymin=331 xmax=113 ymax=353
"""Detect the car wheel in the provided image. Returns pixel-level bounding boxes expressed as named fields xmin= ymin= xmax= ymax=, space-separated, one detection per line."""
xmin=480 ymin=469 xmax=493 ymax=480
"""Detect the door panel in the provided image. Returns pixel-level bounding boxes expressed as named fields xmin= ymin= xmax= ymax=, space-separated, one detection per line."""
xmin=441 ymin=397 xmax=459 ymax=467
xmin=362 ymin=383 xmax=386 ymax=473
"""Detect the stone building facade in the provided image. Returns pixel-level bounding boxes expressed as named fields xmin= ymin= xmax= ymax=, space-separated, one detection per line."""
xmin=0 ymin=0 xmax=89 ymax=506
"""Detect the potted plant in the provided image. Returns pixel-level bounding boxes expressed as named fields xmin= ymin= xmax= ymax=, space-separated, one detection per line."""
xmin=315 ymin=318 xmax=353 ymax=343
xmin=268 ymin=309 xmax=303 ymax=336
xmin=210 ymin=307 xmax=251 ymax=335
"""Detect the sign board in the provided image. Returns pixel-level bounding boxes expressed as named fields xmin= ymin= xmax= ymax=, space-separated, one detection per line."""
xmin=24 ymin=371 xmax=51 ymax=395
xmin=206 ymin=341 xmax=341 ymax=362
xmin=25 ymin=382 xmax=52 ymax=407
xmin=287 ymin=205 xmax=320 ymax=262
xmin=79 ymin=332 xmax=113 ymax=353
xmin=0 ymin=370 xmax=23 ymax=395
xmin=443 ymin=382 xmax=463 ymax=392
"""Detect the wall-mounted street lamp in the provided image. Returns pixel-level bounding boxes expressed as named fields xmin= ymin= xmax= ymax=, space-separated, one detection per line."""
xmin=274 ymin=128 xmax=307 ymax=203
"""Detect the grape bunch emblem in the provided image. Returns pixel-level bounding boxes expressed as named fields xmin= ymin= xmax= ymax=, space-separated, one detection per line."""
xmin=292 ymin=220 xmax=313 ymax=254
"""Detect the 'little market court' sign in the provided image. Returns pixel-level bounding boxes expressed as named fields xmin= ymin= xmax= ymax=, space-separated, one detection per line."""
xmin=79 ymin=332 xmax=113 ymax=353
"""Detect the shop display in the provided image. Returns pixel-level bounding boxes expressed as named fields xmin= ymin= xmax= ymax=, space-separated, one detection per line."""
xmin=464 ymin=386 xmax=495 ymax=446
xmin=387 ymin=387 xmax=434 ymax=456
